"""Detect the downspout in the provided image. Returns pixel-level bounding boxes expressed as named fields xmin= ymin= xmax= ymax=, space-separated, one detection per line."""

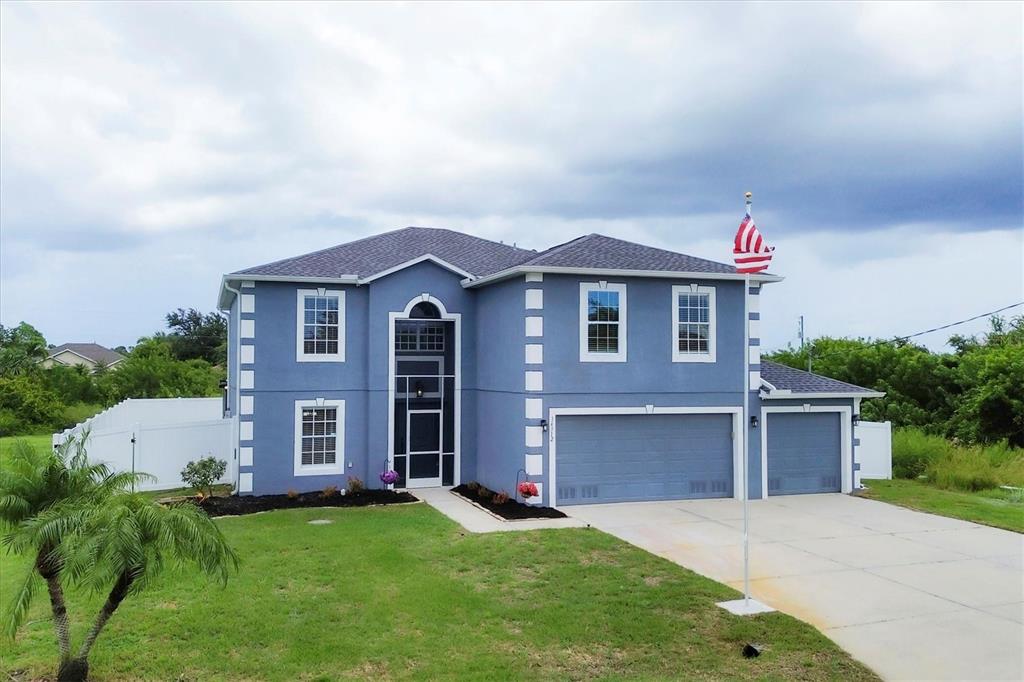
xmin=220 ymin=280 xmax=242 ymax=495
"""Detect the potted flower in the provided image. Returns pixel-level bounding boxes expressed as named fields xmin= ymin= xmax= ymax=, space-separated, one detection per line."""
xmin=379 ymin=469 xmax=400 ymax=488
xmin=517 ymin=481 xmax=539 ymax=500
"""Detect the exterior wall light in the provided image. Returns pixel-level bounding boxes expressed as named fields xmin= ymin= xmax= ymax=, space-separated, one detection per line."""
xmin=750 ymin=415 xmax=759 ymax=428
xmin=540 ymin=419 xmax=548 ymax=432
xmin=852 ymin=414 xmax=860 ymax=426
xmin=414 ymin=381 xmax=424 ymax=399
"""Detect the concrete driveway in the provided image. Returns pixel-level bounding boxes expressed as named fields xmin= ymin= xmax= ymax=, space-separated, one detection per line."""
xmin=568 ymin=494 xmax=1023 ymax=681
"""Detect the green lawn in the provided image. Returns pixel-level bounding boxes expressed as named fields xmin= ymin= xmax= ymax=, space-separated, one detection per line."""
xmin=0 ymin=434 xmax=53 ymax=464
xmin=2 ymin=503 xmax=877 ymax=681
xmin=859 ymin=479 xmax=1023 ymax=533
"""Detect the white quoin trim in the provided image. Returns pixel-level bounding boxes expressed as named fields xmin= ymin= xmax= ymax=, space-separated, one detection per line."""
xmin=239 ymin=395 xmax=254 ymax=415
xmin=525 ymin=289 xmax=544 ymax=310
xmin=525 ymin=425 xmax=544 ymax=448
xmin=525 ymin=316 xmax=544 ymax=337
xmin=524 ymin=272 xmax=543 ymax=283
xmin=239 ymin=472 xmax=253 ymax=493
xmin=525 ymin=453 xmax=543 ymax=476
xmin=525 ymin=398 xmax=543 ymax=419
xmin=760 ymin=405 xmax=853 ymax=499
xmin=387 ymin=294 xmax=462 ymax=488
xmin=240 ymin=294 xmax=255 ymax=314
xmin=525 ymin=370 xmax=543 ymax=391
xmin=546 ymin=406 xmax=745 ymax=507
xmin=240 ymin=370 xmax=255 ymax=390
xmin=525 ymin=343 xmax=543 ymax=364
xmin=748 ymin=318 xmax=760 ymax=339
xmin=748 ymin=371 xmax=760 ymax=391
xmin=240 ymin=345 xmax=255 ymax=365
xmin=239 ymin=446 xmax=253 ymax=467
xmin=240 ymin=319 xmax=255 ymax=339
xmin=239 ymin=421 xmax=254 ymax=442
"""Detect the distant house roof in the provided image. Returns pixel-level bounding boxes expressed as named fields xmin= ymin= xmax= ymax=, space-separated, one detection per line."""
xmin=760 ymin=361 xmax=884 ymax=399
xmin=47 ymin=343 xmax=125 ymax=366
xmin=222 ymin=226 xmax=779 ymax=306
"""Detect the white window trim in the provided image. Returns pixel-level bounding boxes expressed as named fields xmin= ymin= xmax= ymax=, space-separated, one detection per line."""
xmin=671 ymin=284 xmax=716 ymax=363
xmin=579 ymin=282 xmax=627 ymax=362
xmin=293 ymin=399 xmax=345 ymax=476
xmin=295 ymin=289 xmax=346 ymax=363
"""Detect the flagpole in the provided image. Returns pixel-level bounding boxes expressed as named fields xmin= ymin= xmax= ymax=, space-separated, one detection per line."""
xmin=716 ymin=192 xmax=775 ymax=616
xmin=742 ymin=192 xmax=752 ymax=607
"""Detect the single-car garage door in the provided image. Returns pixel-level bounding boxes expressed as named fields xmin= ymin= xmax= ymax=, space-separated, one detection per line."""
xmin=555 ymin=413 xmax=733 ymax=505
xmin=766 ymin=412 xmax=842 ymax=495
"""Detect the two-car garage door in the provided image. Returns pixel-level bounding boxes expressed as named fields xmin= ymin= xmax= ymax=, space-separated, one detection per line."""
xmin=552 ymin=409 xmax=845 ymax=506
xmin=555 ymin=413 xmax=734 ymax=506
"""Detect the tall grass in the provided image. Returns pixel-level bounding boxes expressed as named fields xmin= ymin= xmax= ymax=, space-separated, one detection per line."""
xmin=892 ymin=427 xmax=1024 ymax=492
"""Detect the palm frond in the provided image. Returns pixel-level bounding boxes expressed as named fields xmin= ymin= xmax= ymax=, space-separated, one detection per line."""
xmin=2 ymin=566 xmax=38 ymax=639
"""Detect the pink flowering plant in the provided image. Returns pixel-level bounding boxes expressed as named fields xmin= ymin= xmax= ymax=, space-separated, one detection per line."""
xmin=517 ymin=481 xmax=539 ymax=499
xmin=379 ymin=469 xmax=400 ymax=486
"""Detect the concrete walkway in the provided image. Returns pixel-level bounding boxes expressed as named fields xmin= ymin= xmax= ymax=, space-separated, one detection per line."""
xmin=415 ymin=487 xmax=585 ymax=533
xmin=568 ymin=494 xmax=1023 ymax=681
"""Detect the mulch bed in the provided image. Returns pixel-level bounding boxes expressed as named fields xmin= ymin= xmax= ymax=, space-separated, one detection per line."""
xmin=451 ymin=484 xmax=566 ymax=520
xmin=183 ymin=489 xmax=418 ymax=517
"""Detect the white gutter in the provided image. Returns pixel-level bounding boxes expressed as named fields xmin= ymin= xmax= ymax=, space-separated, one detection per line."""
xmin=219 ymin=281 xmax=243 ymax=495
xmin=759 ymin=390 xmax=886 ymax=400
xmin=461 ymin=265 xmax=784 ymax=289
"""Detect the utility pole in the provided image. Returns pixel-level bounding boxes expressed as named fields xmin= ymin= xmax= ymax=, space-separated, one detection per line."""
xmin=799 ymin=315 xmax=812 ymax=373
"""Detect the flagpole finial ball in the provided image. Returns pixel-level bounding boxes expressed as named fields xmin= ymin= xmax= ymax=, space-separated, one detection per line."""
xmin=745 ymin=192 xmax=752 ymax=199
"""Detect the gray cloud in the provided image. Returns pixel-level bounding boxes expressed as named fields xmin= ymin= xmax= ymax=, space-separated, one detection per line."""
xmin=1 ymin=2 xmax=1021 ymax=350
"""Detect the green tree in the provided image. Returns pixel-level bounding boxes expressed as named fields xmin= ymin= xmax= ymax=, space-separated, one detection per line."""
xmin=54 ymin=493 xmax=237 ymax=680
xmin=160 ymin=308 xmax=227 ymax=365
xmin=0 ymin=322 xmax=48 ymax=377
xmin=0 ymin=436 xmax=139 ymax=672
xmin=96 ymin=338 xmax=223 ymax=403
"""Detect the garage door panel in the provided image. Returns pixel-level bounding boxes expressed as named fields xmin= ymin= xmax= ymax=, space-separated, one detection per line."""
xmin=556 ymin=413 xmax=733 ymax=505
xmin=766 ymin=412 xmax=841 ymax=495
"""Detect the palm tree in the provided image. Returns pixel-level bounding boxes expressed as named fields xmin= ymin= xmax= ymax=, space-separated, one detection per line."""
xmin=54 ymin=493 xmax=238 ymax=680
xmin=0 ymin=435 xmax=138 ymax=666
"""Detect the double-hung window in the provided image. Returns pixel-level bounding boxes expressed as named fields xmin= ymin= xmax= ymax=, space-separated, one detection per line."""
xmin=672 ymin=285 xmax=716 ymax=362
xmin=294 ymin=399 xmax=344 ymax=476
xmin=296 ymin=289 xmax=345 ymax=362
xmin=579 ymin=282 xmax=627 ymax=362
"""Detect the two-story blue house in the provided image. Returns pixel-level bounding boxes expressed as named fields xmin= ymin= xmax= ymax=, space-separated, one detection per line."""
xmin=217 ymin=227 xmax=881 ymax=506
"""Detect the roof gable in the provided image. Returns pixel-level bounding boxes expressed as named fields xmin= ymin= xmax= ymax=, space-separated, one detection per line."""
xmin=520 ymin=233 xmax=738 ymax=275
xmin=233 ymin=227 xmax=536 ymax=280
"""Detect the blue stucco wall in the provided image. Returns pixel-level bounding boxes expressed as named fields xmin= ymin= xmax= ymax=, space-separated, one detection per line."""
xmin=233 ymin=262 xmax=477 ymax=495
xmin=226 ymin=261 xmax=856 ymax=503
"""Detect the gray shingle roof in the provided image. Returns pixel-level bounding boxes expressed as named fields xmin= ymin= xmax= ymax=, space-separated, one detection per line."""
xmin=233 ymin=227 xmax=537 ymax=279
xmin=231 ymin=226 xmax=746 ymax=282
xmin=520 ymin=233 xmax=738 ymax=274
xmin=761 ymin=360 xmax=878 ymax=395
xmin=48 ymin=343 xmax=125 ymax=365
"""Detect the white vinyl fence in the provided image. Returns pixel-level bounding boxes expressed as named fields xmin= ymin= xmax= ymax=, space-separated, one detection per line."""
xmin=54 ymin=398 xmax=232 ymax=492
xmin=854 ymin=420 xmax=892 ymax=488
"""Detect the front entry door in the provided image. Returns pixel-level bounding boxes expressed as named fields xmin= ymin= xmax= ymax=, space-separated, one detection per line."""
xmin=406 ymin=410 xmax=442 ymax=487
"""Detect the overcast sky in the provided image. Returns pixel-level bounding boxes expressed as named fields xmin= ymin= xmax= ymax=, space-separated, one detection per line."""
xmin=1 ymin=2 xmax=1021 ymax=352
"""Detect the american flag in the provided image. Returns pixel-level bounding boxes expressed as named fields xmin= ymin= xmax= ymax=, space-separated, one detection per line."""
xmin=733 ymin=212 xmax=774 ymax=274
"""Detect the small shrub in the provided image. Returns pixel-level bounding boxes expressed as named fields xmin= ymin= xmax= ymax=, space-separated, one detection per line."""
xmin=180 ymin=456 xmax=228 ymax=498
xmin=286 ymin=488 xmax=300 ymax=499
xmin=492 ymin=490 xmax=510 ymax=505
xmin=346 ymin=476 xmax=365 ymax=494
xmin=321 ymin=485 xmax=340 ymax=499
xmin=476 ymin=485 xmax=493 ymax=500
xmin=465 ymin=481 xmax=480 ymax=491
